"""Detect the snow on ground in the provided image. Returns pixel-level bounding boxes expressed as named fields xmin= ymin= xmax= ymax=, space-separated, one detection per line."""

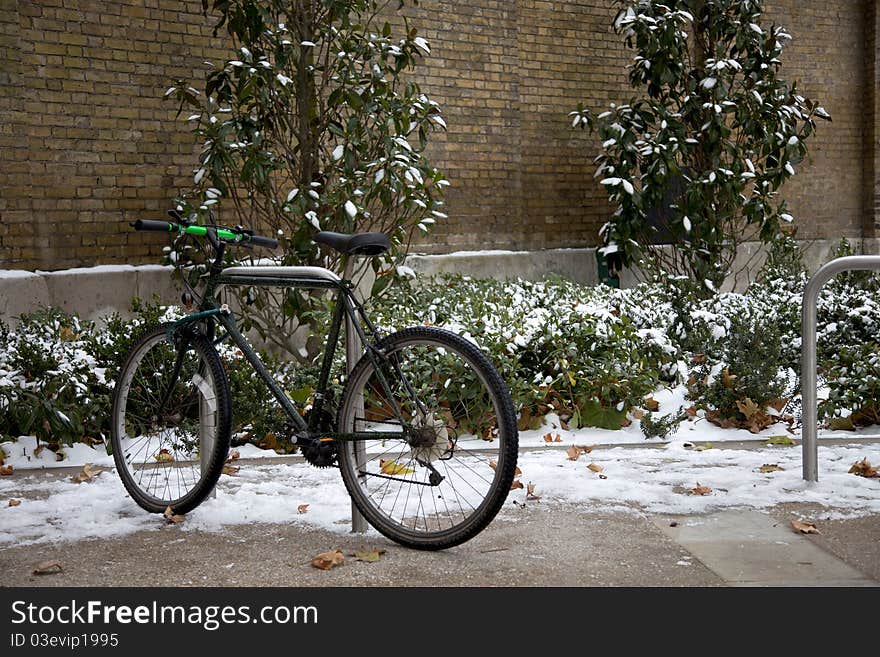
xmin=2 ymin=380 xmax=878 ymax=547
xmin=1 ymin=430 xmax=878 ymax=547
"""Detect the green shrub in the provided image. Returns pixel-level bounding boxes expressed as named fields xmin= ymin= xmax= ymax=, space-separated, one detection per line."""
xmin=640 ymin=410 xmax=685 ymax=440
xmin=819 ymin=342 xmax=880 ymax=428
xmin=686 ymin=312 xmax=788 ymax=431
xmin=370 ymin=274 xmax=676 ymax=430
xmin=3 ymin=253 xmax=880 ymax=451
xmin=0 ymin=308 xmax=109 ymax=448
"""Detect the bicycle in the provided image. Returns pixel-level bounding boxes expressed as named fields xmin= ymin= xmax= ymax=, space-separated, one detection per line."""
xmin=111 ymin=215 xmax=519 ymax=550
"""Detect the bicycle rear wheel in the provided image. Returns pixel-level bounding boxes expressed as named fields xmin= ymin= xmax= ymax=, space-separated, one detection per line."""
xmin=337 ymin=327 xmax=518 ymax=550
xmin=110 ymin=323 xmax=232 ymax=514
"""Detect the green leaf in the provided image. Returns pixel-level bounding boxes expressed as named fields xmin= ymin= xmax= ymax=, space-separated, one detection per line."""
xmin=764 ymin=435 xmax=796 ymax=446
xmin=579 ymin=399 xmax=627 ymax=431
xmin=287 ymin=386 xmax=313 ymax=405
xmin=353 ymin=549 xmax=385 ymax=563
xmin=826 ymin=416 xmax=855 ymax=431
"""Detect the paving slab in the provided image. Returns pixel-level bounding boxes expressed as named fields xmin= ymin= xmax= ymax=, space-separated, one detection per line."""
xmin=0 ymin=504 xmax=722 ymax=587
xmin=654 ymin=509 xmax=877 ymax=587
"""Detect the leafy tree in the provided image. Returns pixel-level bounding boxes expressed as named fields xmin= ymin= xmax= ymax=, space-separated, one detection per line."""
xmin=573 ymin=0 xmax=830 ymax=294
xmin=168 ymin=0 xmax=447 ymax=358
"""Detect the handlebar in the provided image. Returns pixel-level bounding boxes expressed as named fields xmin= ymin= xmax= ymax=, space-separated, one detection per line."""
xmin=132 ymin=219 xmax=278 ymax=250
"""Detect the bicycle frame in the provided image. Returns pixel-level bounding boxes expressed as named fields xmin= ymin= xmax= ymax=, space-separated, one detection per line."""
xmin=169 ymin=264 xmax=407 ymax=444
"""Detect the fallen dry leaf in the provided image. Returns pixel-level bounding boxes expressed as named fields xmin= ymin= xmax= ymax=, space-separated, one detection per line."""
xmin=163 ymin=506 xmax=185 ymax=524
xmin=543 ymin=432 xmax=554 ymax=443
xmin=514 ymin=465 xmax=522 ymax=477
xmin=154 ymin=449 xmax=174 ymax=463
xmin=70 ymin=463 xmax=106 ymax=484
xmin=380 ymin=459 xmax=415 ymax=475
xmin=848 ymin=457 xmax=879 ymax=478
xmin=510 ymin=480 xmax=524 ymax=490
xmin=767 ymin=398 xmax=789 ymax=413
xmin=8 ymin=499 xmax=21 ymax=507
xmin=228 ymin=449 xmax=240 ymax=461
xmin=791 ymin=520 xmax=821 ymax=535
xmin=297 ymin=504 xmax=309 ymax=514
xmin=587 ymin=462 xmax=604 ymax=473
xmin=311 ymin=549 xmax=345 ymax=570
xmin=260 ymin=433 xmax=278 ymax=451
xmin=721 ymin=368 xmax=738 ymax=390
xmin=526 ymin=482 xmax=541 ymax=500
xmin=0 ymin=465 xmax=13 ymax=476
xmin=685 ymin=406 xmax=698 ymax=417
xmin=566 ymin=446 xmax=581 ymax=461
xmin=759 ymin=464 xmax=784 ymax=473
xmin=352 ymin=549 xmax=386 ymax=563
xmin=33 ymin=560 xmax=63 ymax=576
xmin=577 ymin=444 xmax=594 ymax=454
xmin=644 ymin=397 xmax=660 ymax=412
xmin=222 ymin=464 xmax=240 ymax=476
xmin=489 ymin=460 xmax=497 ymax=470
xmin=736 ymin=397 xmax=759 ymax=419
xmin=631 ymin=408 xmax=645 ymax=420
xmin=688 ymin=483 xmax=712 ymax=496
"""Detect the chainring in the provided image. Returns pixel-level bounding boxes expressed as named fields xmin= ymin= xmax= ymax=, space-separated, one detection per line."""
xmin=300 ymin=406 xmax=338 ymax=468
xmin=300 ymin=437 xmax=338 ymax=468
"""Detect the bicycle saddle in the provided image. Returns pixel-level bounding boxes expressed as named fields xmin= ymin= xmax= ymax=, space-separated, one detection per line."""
xmin=313 ymin=231 xmax=390 ymax=256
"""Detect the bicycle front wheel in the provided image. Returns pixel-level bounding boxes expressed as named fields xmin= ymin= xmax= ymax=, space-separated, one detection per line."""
xmin=110 ymin=323 xmax=232 ymax=514
xmin=337 ymin=327 xmax=518 ymax=550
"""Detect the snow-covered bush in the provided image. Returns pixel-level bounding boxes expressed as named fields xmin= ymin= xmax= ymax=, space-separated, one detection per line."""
xmin=0 ymin=299 xmax=315 ymax=451
xmin=370 ymin=242 xmax=880 ymax=435
xmin=819 ymin=342 xmax=880 ymax=428
xmin=371 ymin=275 xmax=679 ymax=431
xmin=0 ymin=309 xmax=111 ymax=448
xmin=3 ymin=245 xmax=879 ymax=451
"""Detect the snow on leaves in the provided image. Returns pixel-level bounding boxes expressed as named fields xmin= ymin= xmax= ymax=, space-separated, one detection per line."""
xmin=574 ymin=0 xmax=830 ymax=290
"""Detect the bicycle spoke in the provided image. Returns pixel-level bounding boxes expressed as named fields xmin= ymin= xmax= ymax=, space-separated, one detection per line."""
xmin=112 ymin=327 xmax=229 ymax=512
xmin=339 ymin=329 xmax=517 ymax=547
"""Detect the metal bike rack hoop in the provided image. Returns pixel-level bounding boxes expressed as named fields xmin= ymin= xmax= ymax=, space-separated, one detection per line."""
xmin=343 ymin=258 xmax=369 ymax=533
xmin=801 ymin=255 xmax=880 ymax=482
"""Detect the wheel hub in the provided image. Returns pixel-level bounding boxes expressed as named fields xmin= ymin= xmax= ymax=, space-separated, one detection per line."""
xmin=409 ymin=413 xmax=449 ymax=463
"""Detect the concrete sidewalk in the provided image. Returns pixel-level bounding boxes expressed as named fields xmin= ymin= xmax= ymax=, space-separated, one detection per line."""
xmin=1 ymin=490 xmax=877 ymax=587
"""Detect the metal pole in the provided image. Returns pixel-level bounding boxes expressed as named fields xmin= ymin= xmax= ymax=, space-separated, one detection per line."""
xmin=801 ymin=255 xmax=880 ymax=482
xmin=199 ymin=368 xmax=217 ymax=499
xmin=344 ymin=258 xmax=369 ymax=534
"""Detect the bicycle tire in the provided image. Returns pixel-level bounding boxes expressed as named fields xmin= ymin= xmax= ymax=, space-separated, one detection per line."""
xmin=337 ymin=326 xmax=518 ymax=550
xmin=110 ymin=323 xmax=232 ymax=514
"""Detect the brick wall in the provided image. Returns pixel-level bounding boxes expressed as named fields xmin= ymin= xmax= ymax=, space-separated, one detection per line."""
xmin=0 ymin=0 xmax=876 ymax=269
xmin=870 ymin=0 xmax=880 ymax=234
xmin=762 ymin=0 xmax=874 ymax=243
xmin=0 ymin=0 xmax=227 ymax=269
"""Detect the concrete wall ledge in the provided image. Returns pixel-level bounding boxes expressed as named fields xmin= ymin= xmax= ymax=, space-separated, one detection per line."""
xmin=405 ymin=247 xmax=599 ymax=285
xmin=0 ymin=265 xmax=180 ymax=327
